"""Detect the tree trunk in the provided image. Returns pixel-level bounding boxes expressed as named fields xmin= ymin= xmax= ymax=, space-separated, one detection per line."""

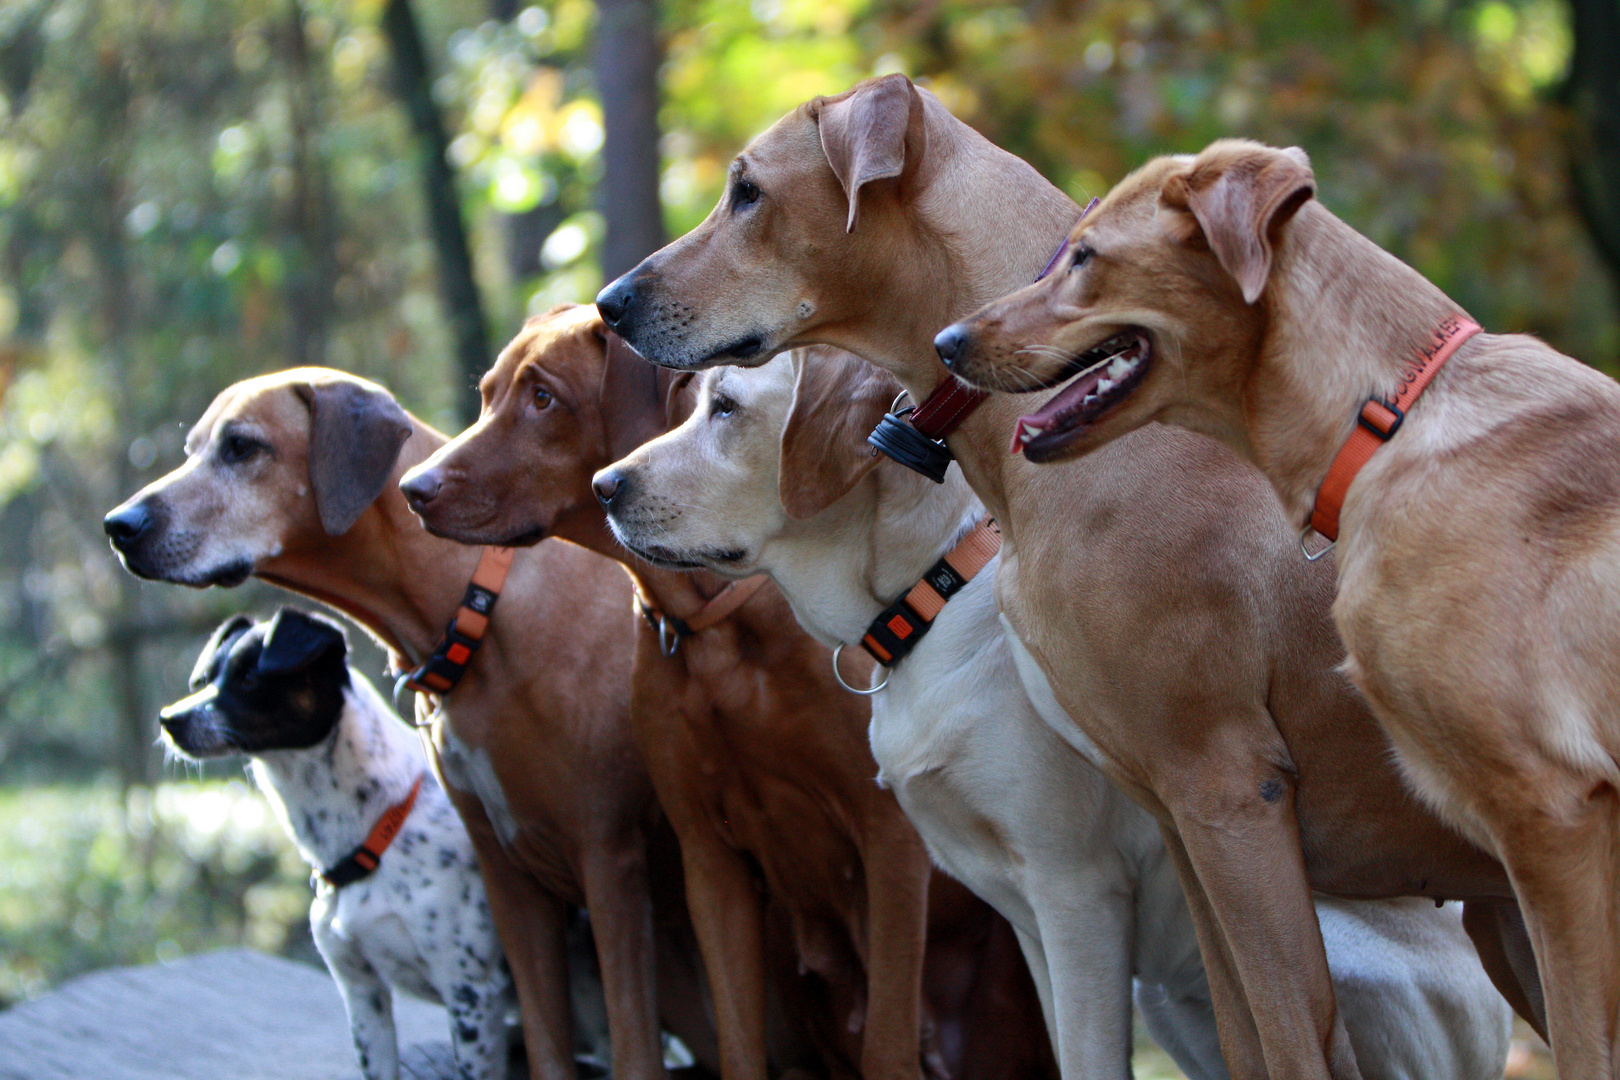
xmin=593 ymin=0 xmax=666 ymax=281
xmin=1565 ymin=0 xmax=1620 ymax=327
xmin=380 ymin=0 xmax=490 ymax=421
xmin=280 ymin=0 xmax=338 ymax=369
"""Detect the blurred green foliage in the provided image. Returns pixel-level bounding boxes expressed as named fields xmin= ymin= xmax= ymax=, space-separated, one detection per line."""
xmin=0 ymin=780 xmax=311 ymax=1007
xmin=0 ymin=0 xmax=1614 ymax=1010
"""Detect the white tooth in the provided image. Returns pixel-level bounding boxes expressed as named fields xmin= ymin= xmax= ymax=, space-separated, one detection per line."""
xmin=1022 ymin=423 xmax=1043 ymax=438
xmin=1083 ymin=393 xmax=1099 ymax=405
xmin=1107 ymin=355 xmax=1137 ymax=380
xmin=1097 ymin=378 xmax=1114 ymax=393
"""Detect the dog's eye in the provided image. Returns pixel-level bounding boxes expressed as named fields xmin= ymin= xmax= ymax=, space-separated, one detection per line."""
xmin=1069 ymin=245 xmax=1094 ymax=271
xmin=710 ymin=394 xmax=737 ymax=419
xmin=533 ymin=386 xmax=553 ymax=409
xmin=218 ymin=433 xmax=261 ymax=464
xmin=730 ymin=180 xmax=760 ymax=213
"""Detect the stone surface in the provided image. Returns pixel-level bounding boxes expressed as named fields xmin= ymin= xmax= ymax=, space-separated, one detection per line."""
xmin=0 ymin=949 xmax=461 ymax=1080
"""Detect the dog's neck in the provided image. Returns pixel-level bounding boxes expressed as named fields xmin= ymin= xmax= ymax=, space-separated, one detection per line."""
xmin=1245 ymin=203 xmax=1470 ymax=525
xmin=250 ymin=674 xmax=426 ymax=871
xmin=257 ymin=424 xmax=485 ymax=667
xmin=760 ymin=464 xmax=984 ymax=649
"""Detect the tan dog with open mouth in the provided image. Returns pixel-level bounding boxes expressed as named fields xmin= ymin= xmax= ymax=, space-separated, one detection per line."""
xmin=595 ymin=75 xmax=1541 ymax=1080
xmin=939 ymin=137 xmax=1620 ymax=1080
xmin=597 ymin=348 xmax=1512 ymax=1080
xmin=103 ymin=368 xmax=715 ymax=1080
xmin=397 ymin=304 xmax=1056 ymax=1080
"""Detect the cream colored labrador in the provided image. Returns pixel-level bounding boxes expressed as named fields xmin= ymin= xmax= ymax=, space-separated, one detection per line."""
xmin=593 ymin=348 xmax=1512 ymax=1080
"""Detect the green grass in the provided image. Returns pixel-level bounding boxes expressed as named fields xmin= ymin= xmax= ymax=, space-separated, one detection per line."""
xmin=0 ymin=780 xmax=313 ymax=1007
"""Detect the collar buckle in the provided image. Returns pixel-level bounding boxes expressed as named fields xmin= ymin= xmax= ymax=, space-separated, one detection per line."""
xmin=1357 ymin=398 xmax=1404 ymax=440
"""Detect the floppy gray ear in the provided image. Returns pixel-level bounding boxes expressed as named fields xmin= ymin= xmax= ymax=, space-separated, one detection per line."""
xmin=1165 ymin=143 xmax=1315 ymax=305
xmin=294 ymin=379 xmax=413 ymax=536
xmin=192 ymin=614 xmax=256 ymax=689
xmin=778 ymin=347 xmax=898 ymax=519
xmin=813 ymin=74 xmax=927 ymax=233
xmin=260 ymin=608 xmax=347 ymax=676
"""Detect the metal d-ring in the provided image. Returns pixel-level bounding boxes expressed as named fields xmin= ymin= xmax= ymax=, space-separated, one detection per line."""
xmin=1299 ymin=525 xmax=1336 ymax=562
xmin=889 ymin=390 xmax=914 ymax=416
xmin=831 ymin=642 xmax=891 ymax=695
xmin=658 ymin=614 xmax=682 ymax=658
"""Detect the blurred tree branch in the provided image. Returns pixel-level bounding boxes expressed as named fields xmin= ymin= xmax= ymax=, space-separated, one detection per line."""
xmin=593 ymin=0 xmax=666 ymax=279
xmin=380 ymin=0 xmax=490 ymax=421
xmin=1565 ymin=0 xmax=1620 ymax=303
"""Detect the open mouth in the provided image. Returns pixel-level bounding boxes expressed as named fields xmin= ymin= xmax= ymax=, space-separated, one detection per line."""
xmin=1010 ymin=331 xmax=1152 ymax=460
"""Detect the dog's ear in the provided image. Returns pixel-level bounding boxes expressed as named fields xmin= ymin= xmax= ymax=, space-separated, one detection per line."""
xmin=258 ymin=608 xmax=347 ymax=676
xmin=779 ymin=347 xmax=897 ymax=519
xmin=192 ymin=614 xmax=256 ymax=689
xmin=813 ymin=73 xmax=927 ymax=234
xmin=598 ymin=328 xmax=668 ymax=460
xmin=294 ymin=378 xmax=414 ymax=536
xmin=1163 ymin=142 xmax=1315 ymax=305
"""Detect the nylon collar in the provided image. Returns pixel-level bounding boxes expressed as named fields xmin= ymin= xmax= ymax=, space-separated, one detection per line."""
xmin=1305 ymin=315 xmax=1481 ymax=553
xmin=320 ymin=774 xmax=424 ymax=889
xmin=852 ymin=516 xmax=1001 ymax=671
xmin=394 ymin=546 xmax=514 ymax=715
xmin=635 ymin=574 xmax=769 ymax=657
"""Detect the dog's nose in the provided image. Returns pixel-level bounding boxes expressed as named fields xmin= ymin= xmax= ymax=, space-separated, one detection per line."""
xmin=933 ymin=324 xmax=970 ymax=368
xmin=592 ymin=470 xmax=625 ymax=507
xmin=103 ymin=503 xmax=150 ymax=546
xmin=400 ymin=471 xmax=442 ymax=509
xmin=596 ymin=278 xmax=633 ymax=329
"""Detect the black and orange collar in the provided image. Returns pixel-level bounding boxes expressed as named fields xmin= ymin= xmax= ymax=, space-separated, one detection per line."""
xmin=396 ymin=546 xmax=514 ymax=707
xmin=858 ymin=516 xmax=1001 ymax=667
xmin=320 ymin=774 xmax=424 ymax=889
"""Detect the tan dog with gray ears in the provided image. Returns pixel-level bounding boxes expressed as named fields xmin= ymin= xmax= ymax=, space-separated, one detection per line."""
xmin=938 ymin=137 xmax=1620 ymax=1080
xmin=596 ymin=75 xmax=1541 ymax=1080
xmin=103 ymin=368 xmax=718 ymax=1080
xmin=398 ymin=303 xmax=1059 ymax=1080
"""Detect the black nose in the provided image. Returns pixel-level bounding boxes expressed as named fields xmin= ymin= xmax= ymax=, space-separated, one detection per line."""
xmin=934 ymin=324 xmax=970 ymax=368
xmin=400 ymin=471 xmax=442 ymax=509
xmin=104 ymin=503 xmax=151 ymax=546
xmin=593 ymin=470 xmax=625 ymax=507
xmin=596 ymin=278 xmax=634 ymax=329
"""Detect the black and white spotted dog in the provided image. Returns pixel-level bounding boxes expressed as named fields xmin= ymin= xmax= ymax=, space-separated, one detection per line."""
xmin=160 ymin=608 xmax=514 ymax=1080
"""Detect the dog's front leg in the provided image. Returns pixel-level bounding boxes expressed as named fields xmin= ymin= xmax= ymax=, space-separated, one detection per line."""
xmin=581 ymin=839 xmax=671 ymax=1080
xmin=1162 ymin=781 xmax=1360 ymax=1080
xmin=858 ymin=815 xmax=931 ymax=1080
xmin=442 ymin=976 xmax=514 ymax=1080
xmin=672 ymin=831 xmax=769 ymax=1080
xmin=316 ymin=918 xmax=400 ymax=1080
xmin=445 ymin=788 xmax=577 ymax=1080
xmin=1025 ymin=870 xmax=1138 ymax=1080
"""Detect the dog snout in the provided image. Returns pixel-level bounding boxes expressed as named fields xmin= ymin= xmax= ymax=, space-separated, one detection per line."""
xmin=103 ymin=502 xmax=152 ymax=548
xmin=596 ymin=277 xmax=635 ymax=330
xmin=399 ymin=469 xmax=443 ymax=510
xmin=934 ymin=324 xmax=972 ymax=369
xmin=592 ymin=469 xmax=627 ymax=508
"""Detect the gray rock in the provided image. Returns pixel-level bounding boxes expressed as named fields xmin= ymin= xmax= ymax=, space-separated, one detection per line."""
xmin=0 ymin=949 xmax=458 ymax=1080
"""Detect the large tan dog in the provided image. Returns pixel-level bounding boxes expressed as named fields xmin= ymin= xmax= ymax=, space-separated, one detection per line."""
xmin=938 ymin=137 xmax=1620 ymax=1080
xmin=595 ymin=75 xmax=1537 ymax=1080
xmin=597 ymin=348 xmax=1513 ymax=1080
xmin=396 ymin=305 xmax=1055 ymax=1080
xmin=103 ymin=369 xmax=715 ymax=1080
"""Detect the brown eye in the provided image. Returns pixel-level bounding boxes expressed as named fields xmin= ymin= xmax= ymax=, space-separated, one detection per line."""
xmin=710 ymin=394 xmax=737 ymax=418
xmin=731 ymin=180 xmax=760 ymax=213
xmin=533 ymin=386 xmax=553 ymax=409
xmin=1069 ymin=245 xmax=1094 ymax=271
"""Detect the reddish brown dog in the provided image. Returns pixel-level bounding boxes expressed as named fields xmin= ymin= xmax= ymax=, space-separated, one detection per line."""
xmin=398 ymin=304 xmax=1055 ymax=1080
xmin=594 ymin=75 xmax=1543 ymax=1080
xmin=940 ymin=138 xmax=1620 ymax=1080
xmin=103 ymin=369 xmax=715 ymax=1080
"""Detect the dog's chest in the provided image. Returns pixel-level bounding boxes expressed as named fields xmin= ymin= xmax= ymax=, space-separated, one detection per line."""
xmin=433 ymin=722 xmax=521 ymax=847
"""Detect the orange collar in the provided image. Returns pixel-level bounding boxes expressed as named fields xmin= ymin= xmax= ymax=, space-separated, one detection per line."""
xmin=397 ymin=546 xmax=514 ymax=703
xmin=1307 ymin=316 xmax=1481 ymax=550
xmin=635 ymin=575 xmax=769 ymax=657
xmin=856 ymin=516 xmax=1002 ymax=667
xmin=319 ymin=774 xmax=424 ymax=889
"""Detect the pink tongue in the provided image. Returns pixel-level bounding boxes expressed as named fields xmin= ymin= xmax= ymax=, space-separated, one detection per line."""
xmin=1010 ymin=387 xmax=1086 ymax=453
